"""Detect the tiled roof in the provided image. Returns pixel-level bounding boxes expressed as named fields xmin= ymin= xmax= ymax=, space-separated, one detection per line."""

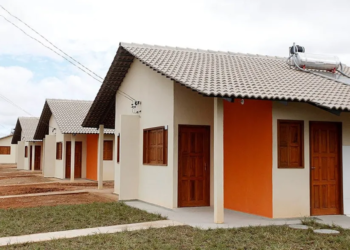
xmin=34 ymin=99 xmax=114 ymax=140
xmin=11 ymin=117 xmax=40 ymax=144
xmin=83 ymin=43 xmax=350 ymax=129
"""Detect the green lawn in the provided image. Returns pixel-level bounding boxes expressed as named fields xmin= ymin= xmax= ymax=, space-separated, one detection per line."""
xmin=5 ymin=221 xmax=350 ymax=249
xmin=0 ymin=202 xmax=164 ymax=237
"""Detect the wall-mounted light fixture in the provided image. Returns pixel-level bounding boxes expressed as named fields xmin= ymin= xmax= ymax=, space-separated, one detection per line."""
xmin=164 ymin=125 xmax=168 ymax=130
xmin=241 ymin=99 xmax=245 ymax=105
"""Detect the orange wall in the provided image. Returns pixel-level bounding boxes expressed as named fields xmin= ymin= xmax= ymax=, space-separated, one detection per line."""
xmin=224 ymin=99 xmax=273 ymax=218
xmin=86 ymin=134 xmax=98 ymax=181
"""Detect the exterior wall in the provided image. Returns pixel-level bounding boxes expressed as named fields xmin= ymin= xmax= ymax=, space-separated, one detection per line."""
xmin=103 ymin=134 xmax=115 ymax=180
xmin=17 ymin=141 xmax=25 ymax=169
xmin=43 ymin=135 xmax=56 ymax=177
xmin=86 ymin=134 xmax=115 ymax=181
xmin=64 ymin=134 xmax=87 ymax=179
xmin=272 ymin=102 xmax=350 ymax=218
xmin=173 ymin=84 xmax=214 ymax=207
xmin=115 ymin=59 xmax=175 ymax=208
xmin=224 ymin=99 xmax=273 ymax=218
xmin=0 ymin=136 xmax=17 ymax=164
xmin=50 ymin=115 xmax=65 ymax=179
xmin=119 ymin=115 xmax=140 ymax=200
xmin=22 ymin=141 xmax=43 ymax=170
xmin=86 ymin=134 xmax=98 ymax=180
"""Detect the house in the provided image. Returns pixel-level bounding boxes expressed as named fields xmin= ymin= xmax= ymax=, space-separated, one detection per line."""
xmin=0 ymin=134 xmax=17 ymax=164
xmin=33 ymin=99 xmax=115 ymax=183
xmin=12 ymin=117 xmax=43 ymax=170
xmin=82 ymin=43 xmax=350 ymax=222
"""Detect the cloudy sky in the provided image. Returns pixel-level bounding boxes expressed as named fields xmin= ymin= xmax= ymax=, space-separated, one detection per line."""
xmin=0 ymin=0 xmax=349 ymax=137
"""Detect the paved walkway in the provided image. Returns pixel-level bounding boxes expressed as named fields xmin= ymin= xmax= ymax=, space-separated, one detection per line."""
xmin=0 ymin=220 xmax=183 ymax=246
xmin=125 ymin=201 xmax=302 ymax=229
xmin=315 ymin=215 xmax=350 ymax=229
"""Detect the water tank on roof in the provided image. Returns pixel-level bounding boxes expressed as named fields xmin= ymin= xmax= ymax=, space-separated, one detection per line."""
xmin=294 ymin=53 xmax=340 ymax=71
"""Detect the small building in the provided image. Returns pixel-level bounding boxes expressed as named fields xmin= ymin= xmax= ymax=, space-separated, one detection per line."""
xmin=34 ymin=99 xmax=115 ymax=181
xmin=83 ymin=43 xmax=350 ymax=221
xmin=0 ymin=134 xmax=17 ymax=164
xmin=12 ymin=117 xmax=43 ymax=170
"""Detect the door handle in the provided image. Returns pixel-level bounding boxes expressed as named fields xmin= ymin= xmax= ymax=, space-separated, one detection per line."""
xmin=311 ymin=167 xmax=316 ymax=170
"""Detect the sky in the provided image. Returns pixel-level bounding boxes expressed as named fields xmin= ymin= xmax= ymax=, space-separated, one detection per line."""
xmin=0 ymin=0 xmax=350 ymax=137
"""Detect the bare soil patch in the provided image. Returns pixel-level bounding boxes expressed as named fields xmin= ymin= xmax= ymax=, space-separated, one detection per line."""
xmin=0 ymin=193 xmax=113 ymax=209
xmin=0 ymin=181 xmax=113 ymax=196
xmin=0 ymin=176 xmax=54 ymax=185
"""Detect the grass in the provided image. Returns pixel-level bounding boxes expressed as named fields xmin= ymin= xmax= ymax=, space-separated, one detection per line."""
xmin=0 ymin=202 xmax=164 ymax=237
xmin=5 ymin=222 xmax=350 ymax=249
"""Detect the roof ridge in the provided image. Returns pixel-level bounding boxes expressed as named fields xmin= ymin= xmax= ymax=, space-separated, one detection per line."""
xmin=46 ymin=98 xmax=93 ymax=103
xmin=120 ymin=42 xmax=287 ymax=60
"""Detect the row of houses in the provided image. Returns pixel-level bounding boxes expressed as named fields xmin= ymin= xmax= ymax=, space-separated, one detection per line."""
xmin=11 ymin=99 xmax=115 ymax=183
xmin=3 ymin=42 xmax=350 ymax=223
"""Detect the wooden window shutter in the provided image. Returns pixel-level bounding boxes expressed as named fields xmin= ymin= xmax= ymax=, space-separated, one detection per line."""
xmin=56 ymin=142 xmax=62 ymax=160
xmin=278 ymin=120 xmax=304 ymax=168
xmin=103 ymin=141 xmax=113 ymax=161
xmin=143 ymin=127 xmax=168 ymax=166
xmin=0 ymin=146 xmax=10 ymax=155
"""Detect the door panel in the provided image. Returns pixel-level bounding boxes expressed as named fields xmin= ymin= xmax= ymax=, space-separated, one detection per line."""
xmin=34 ymin=146 xmax=41 ymax=170
xmin=29 ymin=146 xmax=33 ymax=170
xmin=178 ymin=125 xmax=210 ymax=207
xmin=310 ymin=122 xmax=341 ymax=215
xmin=65 ymin=141 xmax=82 ymax=179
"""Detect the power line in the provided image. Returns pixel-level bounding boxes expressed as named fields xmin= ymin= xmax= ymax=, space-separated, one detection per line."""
xmin=0 ymin=94 xmax=56 ymax=130
xmin=0 ymin=4 xmax=104 ymax=81
xmin=0 ymin=6 xmax=137 ymax=102
xmin=0 ymin=14 xmax=104 ymax=83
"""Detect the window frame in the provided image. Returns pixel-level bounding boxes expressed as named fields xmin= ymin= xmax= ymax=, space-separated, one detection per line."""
xmin=103 ymin=140 xmax=113 ymax=161
xmin=277 ymin=120 xmax=304 ymax=169
xmin=117 ymin=134 xmax=120 ymax=163
xmin=56 ymin=142 xmax=62 ymax=160
xmin=0 ymin=146 xmax=11 ymax=155
xmin=143 ymin=126 xmax=168 ymax=166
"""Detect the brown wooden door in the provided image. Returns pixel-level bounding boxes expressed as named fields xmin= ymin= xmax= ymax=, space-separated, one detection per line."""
xmin=65 ymin=141 xmax=82 ymax=178
xmin=34 ymin=145 xmax=41 ymax=170
xmin=310 ymin=122 xmax=342 ymax=216
xmin=178 ymin=125 xmax=210 ymax=207
xmin=29 ymin=146 xmax=33 ymax=170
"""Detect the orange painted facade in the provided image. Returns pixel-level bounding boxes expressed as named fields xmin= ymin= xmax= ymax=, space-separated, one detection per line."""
xmin=86 ymin=134 xmax=98 ymax=181
xmin=224 ymin=99 xmax=273 ymax=218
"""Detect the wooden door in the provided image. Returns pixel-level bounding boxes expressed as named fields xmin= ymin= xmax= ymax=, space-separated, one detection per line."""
xmin=310 ymin=122 xmax=342 ymax=215
xmin=65 ymin=141 xmax=82 ymax=178
xmin=178 ymin=125 xmax=210 ymax=207
xmin=29 ymin=146 xmax=33 ymax=170
xmin=34 ymin=145 xmax=41 ymax=170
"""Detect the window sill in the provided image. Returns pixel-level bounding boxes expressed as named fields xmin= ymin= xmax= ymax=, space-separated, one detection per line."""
xmin=143 ymin=164 xmax=168 ymax=167
xmin=278 ymin=167 xmax=304 ymax=169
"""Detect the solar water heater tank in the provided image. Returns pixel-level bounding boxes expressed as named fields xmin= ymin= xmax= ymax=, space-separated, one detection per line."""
xmin=294 ymin=53 xmax=340 ymax=71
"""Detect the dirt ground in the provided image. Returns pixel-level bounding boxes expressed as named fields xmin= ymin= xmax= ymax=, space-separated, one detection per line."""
xmin=0 ymin=193 xmax=114 ymax=209
xmin=0 ymin=182 xmax=114 ymax=196
xmin=0 ymin=164 xmax=116 ymax=208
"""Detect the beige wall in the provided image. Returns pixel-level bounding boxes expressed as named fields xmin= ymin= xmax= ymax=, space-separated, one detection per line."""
xmin=272 ymin=102 xmax=350 ymax=218
xmin=0 ymin=136 xmax=17 ymax=164
xmin=115 ymin=59 xmax=175 ymax=208
xmin=50 ymin=115 xmax=65 ymax=178
xmin=43 ymin=135 xmax=56 ymax=177
xmin=103 ymin=134 xmax=115 ymax=180
xmin=173 ymin=83 xmax=214 ymax=207
xmin=17 ymin=141 xmax=25 ymax=169
xmin=119 ymin=115 xmax=140 ymax=200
